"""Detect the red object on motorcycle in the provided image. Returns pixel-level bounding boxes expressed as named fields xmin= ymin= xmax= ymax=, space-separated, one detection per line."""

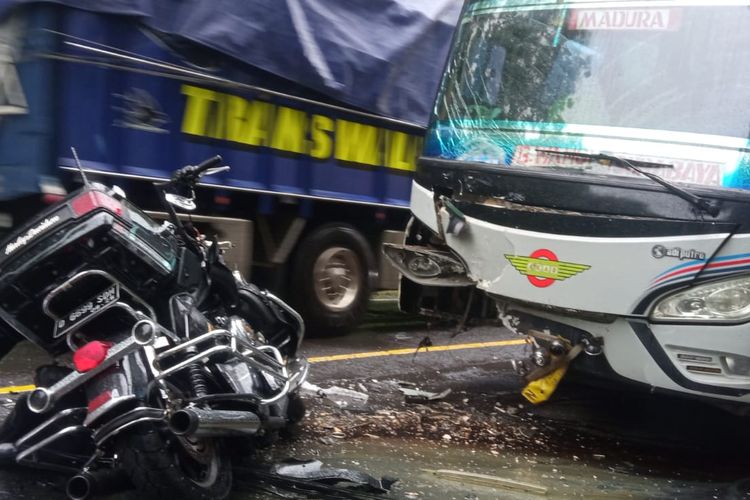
xmin=73 ymin=341 xmax=113 ymax=373
xmin=42 ymin=193 xmax=66 ymax=205
xmin=70 ymin=191 xmax=123 ymax=217
xmin=87 ymin=390 xmax=113 ymax=413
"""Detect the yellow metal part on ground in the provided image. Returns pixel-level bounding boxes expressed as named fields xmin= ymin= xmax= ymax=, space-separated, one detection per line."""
xmin=522 ymin=364 xmax=569 ymax=404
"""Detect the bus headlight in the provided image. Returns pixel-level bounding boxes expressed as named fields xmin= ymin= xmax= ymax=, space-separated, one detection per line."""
xmin=406 ymin=254 xmax=442 ymax=278
xmin=651 ymin=275 xmax=750 ymax=322
xmin=382 ymin=243 xmax=474 ymax=287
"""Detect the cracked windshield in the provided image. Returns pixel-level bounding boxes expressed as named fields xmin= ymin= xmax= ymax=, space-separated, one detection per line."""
xmin=0 ymin=0 xmax=749 ymax=499
xmin=428 ymin=1 xmax=750 ymax=190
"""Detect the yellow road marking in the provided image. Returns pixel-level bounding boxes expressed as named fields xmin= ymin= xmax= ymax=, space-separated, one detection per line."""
xmin=0 ymin=340 xmax=526 ymax=393
xmin=308 ymin=339 xmax=527 ymax=363
xmin=0 ymin=384 xmax=35 ymax=394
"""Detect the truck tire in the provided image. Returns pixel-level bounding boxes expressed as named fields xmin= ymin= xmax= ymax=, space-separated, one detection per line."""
xmin=292 ymin=224 xmax=373 ymax=337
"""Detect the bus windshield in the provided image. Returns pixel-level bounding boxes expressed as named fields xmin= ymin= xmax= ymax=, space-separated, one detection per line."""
xmin=427 ymin=1 xmax=750 ymax=190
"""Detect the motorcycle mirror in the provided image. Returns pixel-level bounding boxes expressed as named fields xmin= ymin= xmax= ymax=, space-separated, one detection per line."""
xmin=165 ymin=192 xmax=197 ymax=211
xmin=202 ymin=165 xmax=231 ymax=177
xmin=109 ymin=185 xmax=127 ymax=200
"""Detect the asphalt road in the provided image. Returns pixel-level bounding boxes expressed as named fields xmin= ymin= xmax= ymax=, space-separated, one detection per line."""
xmin=0 ymin=301 xmax=747 ymax=499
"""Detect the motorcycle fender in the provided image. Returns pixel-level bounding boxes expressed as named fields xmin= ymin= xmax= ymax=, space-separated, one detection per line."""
xmin=216 ymin=360 xmax=264 ymax=394
xmin=83 ymin=351 xmax=150 ymax=427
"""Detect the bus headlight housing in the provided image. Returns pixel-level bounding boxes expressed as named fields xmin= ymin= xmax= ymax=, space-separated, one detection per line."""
xmin=651 ymin=275 xmax=750 ymax=322
xmin=382 ymin=243 xmax=474 ymax=287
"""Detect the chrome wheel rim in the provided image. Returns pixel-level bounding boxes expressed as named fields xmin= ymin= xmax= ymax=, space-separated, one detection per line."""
xmin=312 ymin=247 xmax=361 ymax=311
xmin=175 ymin=436 xmax=221 ymax=487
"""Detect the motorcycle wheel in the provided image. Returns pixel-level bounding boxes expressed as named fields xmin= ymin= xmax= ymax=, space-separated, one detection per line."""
xmin=117 ymin=423 xmax=232 ymax=500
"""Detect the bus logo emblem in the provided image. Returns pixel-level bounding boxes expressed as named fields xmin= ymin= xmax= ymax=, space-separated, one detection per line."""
xmin=505 ymin=249 xmax=590 ymax=288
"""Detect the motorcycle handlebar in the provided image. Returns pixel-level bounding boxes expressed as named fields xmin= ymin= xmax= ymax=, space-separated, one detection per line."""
xmin=171 ymin=155 xmax=224 ymax=183
xmin=194 ymin=155 xmax=223 ymax=174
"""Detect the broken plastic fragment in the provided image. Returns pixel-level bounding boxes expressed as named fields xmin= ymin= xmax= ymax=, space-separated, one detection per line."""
xmin=301 ymin=382 xmax=369 ymax=410
xmin=399 ymin=387 xmax=452 ymax=404
xmin=272 ymin=459 xmax=398 ymax=493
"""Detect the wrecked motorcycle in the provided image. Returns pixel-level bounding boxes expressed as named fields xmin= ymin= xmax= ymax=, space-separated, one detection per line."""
xmin=0 ymin=155 xmax=308 ymax=499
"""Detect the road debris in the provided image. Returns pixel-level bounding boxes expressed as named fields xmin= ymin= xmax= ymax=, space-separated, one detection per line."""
xmin=301 ymin=386 xmax=556 ymax=452
xmin=301 ymin=381 xmax=369 ymax=411
xmin=296 ymin=377 xmax=674 ymax=477
xmin=424 ymin=469 xmax=548 ymax=495
xmin=412 ymin=336 xmax=433 ymax=360
xmin=271 ymin=459 xmax=397 ymax=493
xmin=236 ymin=463 xmax=397 ymax=500
xmin=399 ymin=386 xmax=452 ymax=404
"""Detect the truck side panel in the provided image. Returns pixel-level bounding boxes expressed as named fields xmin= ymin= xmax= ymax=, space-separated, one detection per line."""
xmin=0 ymin=7 xmax=57 ymax=201
xmin=54 ymin=9 xmax=423 ymax=208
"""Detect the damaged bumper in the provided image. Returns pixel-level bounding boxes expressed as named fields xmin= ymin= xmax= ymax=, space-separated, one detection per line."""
xmin=400 ymin=180 xmax=750 ymax=405
xmin=504 ymin=307 xmax=750 ymax=404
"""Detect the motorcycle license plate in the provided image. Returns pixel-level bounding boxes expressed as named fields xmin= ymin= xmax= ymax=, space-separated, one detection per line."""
xmin=53 ymin=284 xmax=120 ymax=338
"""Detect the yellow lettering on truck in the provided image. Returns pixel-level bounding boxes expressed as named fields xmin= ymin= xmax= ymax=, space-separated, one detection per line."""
xmin=270 ymin=106 xmax=307 ymax=154
xmin=335 ymin=120 xmax=380 ymax=166
xmin=310 ymin=114 xmax=334 ymax=160
xmin=180 ymin=85 xmax=420 ymax=172
xmin=181 ymin=85 xmax=217 ymax=136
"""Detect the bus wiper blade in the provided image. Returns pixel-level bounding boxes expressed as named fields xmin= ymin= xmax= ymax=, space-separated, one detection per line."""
xmin=536 ymin=149 xmax=673 ymax=170
xmin=536 ymin=149 xmax=720 ymax=217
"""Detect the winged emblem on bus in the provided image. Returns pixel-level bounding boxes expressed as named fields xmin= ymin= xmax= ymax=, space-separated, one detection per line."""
xmin=505 ymin=249 xmax=590 ymax=288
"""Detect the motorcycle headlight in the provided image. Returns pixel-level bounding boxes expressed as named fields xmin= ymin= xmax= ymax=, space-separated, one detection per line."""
xmin=651 ymin=275 xmax=750 ymax=322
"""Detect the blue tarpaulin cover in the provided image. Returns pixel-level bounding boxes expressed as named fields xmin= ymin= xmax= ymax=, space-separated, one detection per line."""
xmin=0 ymin=0 xmax=461 ymax=125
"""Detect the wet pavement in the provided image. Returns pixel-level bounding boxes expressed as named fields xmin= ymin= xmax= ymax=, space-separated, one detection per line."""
xmin=0 ymin=301 xmax=748 ymax=498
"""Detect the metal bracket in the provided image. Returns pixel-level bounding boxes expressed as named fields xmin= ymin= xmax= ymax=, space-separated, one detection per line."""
xmin=28 ymin=336 xmax=141 ymax=413
xmin=257 ymin=216 xmax=306 ymax=264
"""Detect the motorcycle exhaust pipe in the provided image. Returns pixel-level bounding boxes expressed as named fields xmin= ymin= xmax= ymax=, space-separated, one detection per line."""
xmin=169 ymin=408 xmax=261 ymax=438
xmin=66 ymin=469 xmax=132 ymax=500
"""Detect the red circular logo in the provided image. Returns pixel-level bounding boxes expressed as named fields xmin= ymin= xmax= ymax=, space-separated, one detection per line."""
xmin=527 ymin=248 xmax=558 ymax=288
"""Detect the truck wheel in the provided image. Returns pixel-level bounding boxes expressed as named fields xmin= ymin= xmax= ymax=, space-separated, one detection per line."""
xmin=292 ymin=224 xmax=372 ymax=337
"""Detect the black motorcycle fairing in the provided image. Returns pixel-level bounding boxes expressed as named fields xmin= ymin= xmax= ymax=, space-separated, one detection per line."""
xmin=174 ymin=246 xmax=206 ymax=295
xmin=169 ymin=293 xmax=211 ymax=338
xmin=237 ymin=285 xmax=300 ymax=358
xmin=205 ymin=246 xmax=241 ymax=312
